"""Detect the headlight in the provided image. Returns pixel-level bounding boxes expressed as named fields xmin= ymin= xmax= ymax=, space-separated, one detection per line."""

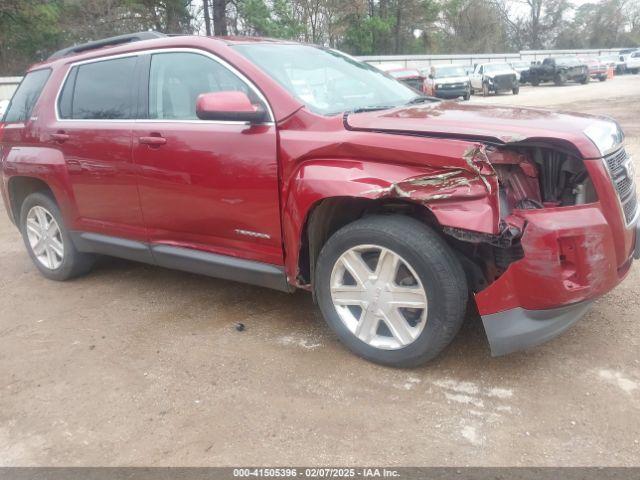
xmin=584 ymin=121 xmax=624 ymax=155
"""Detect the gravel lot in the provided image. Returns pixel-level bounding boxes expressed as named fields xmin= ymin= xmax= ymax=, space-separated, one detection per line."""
xmin=1 ymin=75 xmax=639 ymax=467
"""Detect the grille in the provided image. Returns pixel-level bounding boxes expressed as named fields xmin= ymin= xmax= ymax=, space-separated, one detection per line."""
xmin=604 ymin=147 xmax=637 ymax=225
xmin=494 ymin=74 xmax=515 ymax=89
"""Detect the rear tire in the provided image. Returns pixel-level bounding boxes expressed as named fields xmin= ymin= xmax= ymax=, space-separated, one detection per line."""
xmin=314 ymin=215 xmax=468 ymax=367
xmin=580 ymin=75 xmax=589 ymax=84
xmin=531 ymin=77 xmax=540 ymax=86
xmin=19 ymin=192 xmax=95 ymax=281
xmin=512 ymin=86 xmax=520 ymax=95
xmin=598 ymin=75 xmax=606 ymax=82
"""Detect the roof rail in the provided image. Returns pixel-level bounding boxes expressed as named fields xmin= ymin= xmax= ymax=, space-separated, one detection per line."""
xmin=47 ymin=31 xmax=167 ymax=60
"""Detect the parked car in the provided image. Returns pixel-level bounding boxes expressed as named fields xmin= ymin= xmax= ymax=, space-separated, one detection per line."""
xmin=422 ymin=64 xmax=470 ymax=100
xmin=0 ymin=99 xmax=9 ymax=119
xmin=596 ymin=53 xmax=625 ymax=74
xmin=529 ymin=57 xmax=590 ymax=86
xmin=580 ymin=57 xmax=608 ymax=82
xmin=1 ymin=32 xmax=638 ymax=366
xmin=624 ymin=50 xmax=640 ymax=74
xmin=619 ymin=48 xmax=640 ymax=74
xmin=510 ymin=60 xmax=532 ymax=84
xmin=469 ymin=63 xmax=519 ymax=96
xmin=386 ymin=68 xmax=426 ymax=93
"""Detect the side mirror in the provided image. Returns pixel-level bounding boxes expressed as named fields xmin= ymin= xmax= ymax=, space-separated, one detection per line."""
xmin=196 ymin=91 xmax=267 ymax=123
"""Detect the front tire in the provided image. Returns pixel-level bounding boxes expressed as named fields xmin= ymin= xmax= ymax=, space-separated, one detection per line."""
xmin=512 ymin=86 xmax=520 ymax=95
xmin=19 ymin=192 xmax=95 ymax=281
xmin=314 ymin=215 xmax=468 ymax=367
xmin=580 ymin=75 xmax=589 ymax=84
xmin=482 ymin=82 xmax=490 ymax=96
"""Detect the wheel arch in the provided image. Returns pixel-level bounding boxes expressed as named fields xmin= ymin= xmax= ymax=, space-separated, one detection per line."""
xmin=296 ymin=196 xmax=442 ymax=288
xmin=7 ymin=176 xmax=57 ymax=224
xmin=282 ymin=158 xmax=500 ymax=290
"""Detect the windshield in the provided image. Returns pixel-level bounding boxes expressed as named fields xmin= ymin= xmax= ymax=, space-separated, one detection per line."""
xmin=388 ymin=69 xmax=420 ymax=78
xmin=434 ymin=66 xmax=467 ymax=78
xmin=233 ymin=44 xmax=418 ymax=116
xmin=484 ymin=63 xmax=511 ymax=73
xmin=556 ymin=57 xmax=579 ymax=66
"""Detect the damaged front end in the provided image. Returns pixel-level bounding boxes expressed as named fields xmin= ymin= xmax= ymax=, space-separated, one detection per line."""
xmin=364 ymin=140 xmax=624 ymax=356
xmin=438 ymin=143 xmax=630 ymax=356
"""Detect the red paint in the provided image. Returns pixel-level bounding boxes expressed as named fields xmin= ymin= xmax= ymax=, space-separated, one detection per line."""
xmin=0 ymin=36 xmax=636 ymax=320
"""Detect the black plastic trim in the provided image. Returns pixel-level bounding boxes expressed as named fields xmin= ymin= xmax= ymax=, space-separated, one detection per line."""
xmin=48 ymin=31 xmax=166 ymax=60
xmin=70 ymin=232 xmax=290 ymax=292
xmin=151 ymin=244 xmax=290 ymax=292
xmin=481 ymin=300 xmax=593 ymax=356
xmin=70 ymin=232 xmax=154 ymax=263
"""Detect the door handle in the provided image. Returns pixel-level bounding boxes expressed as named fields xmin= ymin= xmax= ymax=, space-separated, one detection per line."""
xmin=139 ymin=136 xmax=167 ymax=146
xmin=50 ymin=132 xmax=69 ymax=143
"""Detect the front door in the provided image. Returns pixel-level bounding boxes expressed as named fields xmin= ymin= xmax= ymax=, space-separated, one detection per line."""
xmin=470 ymin=65 xmax=483 ymax=90
xmin=50 ymin=55 xmax=145 ymax=240
xmin=131 ymin=50 xmax=282 ymax=265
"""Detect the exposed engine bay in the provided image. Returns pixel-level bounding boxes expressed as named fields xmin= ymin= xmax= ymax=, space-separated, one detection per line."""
xmin=490 ymin=146 xmax=598 ymax=216
xmin=446 ymin=145 xmax=598 ymax=292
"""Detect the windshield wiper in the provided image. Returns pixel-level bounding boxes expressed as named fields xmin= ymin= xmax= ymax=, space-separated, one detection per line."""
xmin=350 ymin=105 xmax=397 ymax=113
xmin=406 ymin=95 xmax=437 ymax=105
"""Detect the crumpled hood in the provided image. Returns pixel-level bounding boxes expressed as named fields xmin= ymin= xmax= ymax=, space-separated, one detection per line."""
xmin=345 ymin=101 xmax=616 ymax=158
xmin=435 ymin=76 xmax=469 ymax=85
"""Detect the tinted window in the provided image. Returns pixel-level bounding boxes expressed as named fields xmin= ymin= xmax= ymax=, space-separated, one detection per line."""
xmin=3 ymin=69 xmax=51 ymax=123
xmin=148 ymin=52 xmax=256 ymax=120
xmin=70 ymin=56 xmax=137 ymax=119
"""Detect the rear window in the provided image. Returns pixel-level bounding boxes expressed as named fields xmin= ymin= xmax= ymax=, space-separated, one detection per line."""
xmin=59 ymin=56 xmax=137 ymax=119
xmin=3 ymin=69 xmax=51 ymax=123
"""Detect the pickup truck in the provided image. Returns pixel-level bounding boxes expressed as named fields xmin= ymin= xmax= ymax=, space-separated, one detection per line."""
xmin=529 ymin=57 xmax=590 ymax=86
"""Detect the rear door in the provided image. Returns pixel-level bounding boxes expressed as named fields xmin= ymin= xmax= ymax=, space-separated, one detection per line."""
xmin=131 ymin=49 xmax=282 ymax=265
xmin=49 ymin=55 xmax=145 ymax=240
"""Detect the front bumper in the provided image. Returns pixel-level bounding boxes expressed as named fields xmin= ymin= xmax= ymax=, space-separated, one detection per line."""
xmin=482 ymin=300 xmax=593 ymax=356
xmin=435 ymin=87 xmax=469 ymax=99
xmin=475 ymin=204 xmax=636 ymax=355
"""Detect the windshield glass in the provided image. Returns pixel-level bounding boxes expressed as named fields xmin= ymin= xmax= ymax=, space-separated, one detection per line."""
xmin=434 ymin=66 xmax=467 ymax=78
xmin=233 ymin=44 xmax=418 ymax=116
xmin=388 ymin=69 xmax=420 ymax=78
xmin=556 ymin=57 xmax=579 ymax=66
xmin=484 ymin=63 xmax=511 ymax=73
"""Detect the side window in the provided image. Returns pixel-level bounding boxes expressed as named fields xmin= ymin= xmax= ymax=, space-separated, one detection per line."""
xmin=148 ymin=52 xmax=260 ymax=120
xmin=478 ymin=66 xmax=483 ymax=74
xmin=61 ymin=56 xmax=137 ymax=119
xmin=3 ymin=69 xmax=51 ymax=123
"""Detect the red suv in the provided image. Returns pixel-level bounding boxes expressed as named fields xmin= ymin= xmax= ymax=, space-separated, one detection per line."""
xmin=1 ymin=33 xmax=638 ymax=366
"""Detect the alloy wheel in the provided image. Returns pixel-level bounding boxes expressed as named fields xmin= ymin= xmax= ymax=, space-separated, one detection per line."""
xmin=25 ymin=205 xmax=64 ymax=270
xmin=330 ymin=244 xmax=428 ymax=350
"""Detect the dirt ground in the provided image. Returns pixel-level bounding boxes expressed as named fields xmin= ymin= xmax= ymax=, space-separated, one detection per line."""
xmin=1 ymin=75 xmax=639 ymax=467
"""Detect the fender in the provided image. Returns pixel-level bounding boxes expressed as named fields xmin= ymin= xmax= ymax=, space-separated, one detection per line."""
xmin=281 ymin=148 xmax=501 ymax=285
xmin=3 ymin=145 xmax=78 ymax=226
